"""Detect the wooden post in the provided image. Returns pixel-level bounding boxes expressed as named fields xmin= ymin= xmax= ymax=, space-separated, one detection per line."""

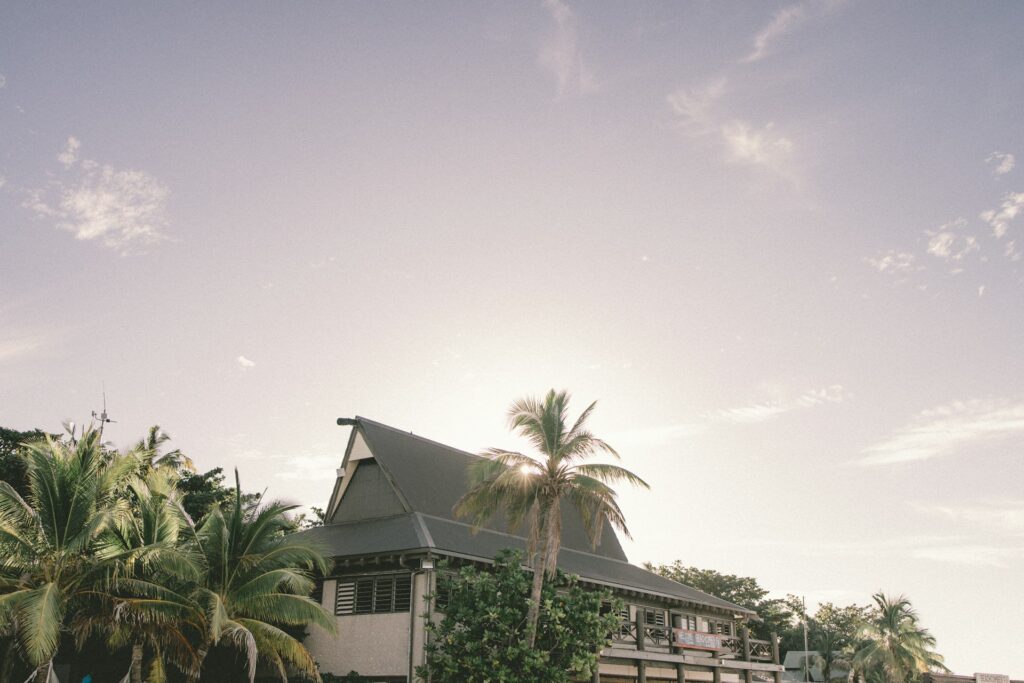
xmin=713 ymin=664 xmax=722 ymax=683
xmin=772 ymin=632 xmax=783 ymax=683
xmin=671 ymin=614 xmax=686 ymax=683
xmin=592 ymin=662 xmax=600 ymax=683
xmin=635 ymin=611 xmax=647 ymax=683
xmin=741 ymin=626 xmax=753 ymax=683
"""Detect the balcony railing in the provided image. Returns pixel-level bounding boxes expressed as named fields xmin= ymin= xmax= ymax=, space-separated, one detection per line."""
xmin=611 ymin=620 xmax=778 ymax=664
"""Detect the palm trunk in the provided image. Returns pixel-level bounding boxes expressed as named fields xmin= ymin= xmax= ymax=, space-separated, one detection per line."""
xmin=525 ymin=503 xmax=552 ymax=649
xmin=131 ymin=643 xmax=144 ymax=683
xmin=525 ymin=546 xmax=547 ymax=649
xmin=33 ymin=662 xmax=52 ymax=683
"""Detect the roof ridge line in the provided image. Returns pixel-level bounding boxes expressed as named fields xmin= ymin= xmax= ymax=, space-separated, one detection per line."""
xmin=417 ymin=512 xmax=629 ymax=564
xmin=355 ymin=416 xmax=486 ymax=461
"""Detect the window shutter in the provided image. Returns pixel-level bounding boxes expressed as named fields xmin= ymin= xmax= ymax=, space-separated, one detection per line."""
xmin=335 ymin=579 xmax=356 ymax=615
xmin=354 ymin=577 xmax=374 ymax=614
xmin=393 ymin=575 xmax=412 ymax=612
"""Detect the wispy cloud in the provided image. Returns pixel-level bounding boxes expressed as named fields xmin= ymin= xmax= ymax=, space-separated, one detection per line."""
xmin=870 ymin=181 xmax=1024 ymax=284
xmin=907 ymin=544 xmax=1023 ymax=568
xmin=0 ymin=335 xmax=45 ymax=363
xmin=57 ymin=136 xmax=80 ymax=168
xmin=609 ymin=423 xmax=706 ymax=448
xmin=925 ymin=218 xmax=979 ymax=262
xmin=25 ymin=137 xmax=169 ymax=253
xmin=710 ymin=385 xmax=846 ymax=424
xmin=237 ymin=355 xmax=256 ymax=368
xmin=866 ymin=250 xmax=921 ymax=275
xmin=1005 ymin=240 xmax=1021 ymax=262
xmin=749 ymin=533 xmax=1021 ymax=568
xmin=913 ymin=501 xmax=1024 ymax=536
xmin=229 ymin=440 xmax=339 ymax=482
xmin=609 ymin=385 xmax=845 ymax=446
xmin=667 ymin=79 xmax=796 ymax=177
xmin=979 ymin=191 xmax=1024 ymax=239
xmin=722 ymin=120 xmax=793 ymax=169
xmin=538 ymin=0 xmax=598 ymax=96
xmin=271 ymin=452 xmax=342 ymax=481
xmin=986 ymin=151 xmax=1016 ymax=176
xmin=740 ymin=4 xmax=809 ymax=64
xmin=859 ymin=398 xmax=1024 ymax=465
xmin=667 ymin=78 xmax=727 ymax=132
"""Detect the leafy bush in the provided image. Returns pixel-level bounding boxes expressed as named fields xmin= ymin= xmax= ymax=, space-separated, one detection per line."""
xmin=418 ymin=550 xmax=620 ymax=683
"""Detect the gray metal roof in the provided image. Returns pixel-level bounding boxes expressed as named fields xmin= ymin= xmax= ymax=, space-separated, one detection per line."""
xmin=302 ymin=416 xmax=754 ymax=616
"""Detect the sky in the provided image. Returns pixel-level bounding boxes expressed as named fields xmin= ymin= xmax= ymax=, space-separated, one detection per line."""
xmin=1 ymin=0 xmax=1023 ymax=676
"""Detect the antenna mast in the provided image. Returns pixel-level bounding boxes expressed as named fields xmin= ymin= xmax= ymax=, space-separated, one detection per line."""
xmin=91 ymin=384 xmax=116 ymax=441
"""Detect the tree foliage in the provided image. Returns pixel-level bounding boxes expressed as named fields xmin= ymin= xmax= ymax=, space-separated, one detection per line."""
xmin=418 ymin=550 xmax=620 ymax=683
xmin=0 ymin=428 xmax=136 ymax=675
xmin=643 ymin=561 xmax=803 ymax=643
xmin=852 ymin=593 xmax=947 ymax=683
xmin=0 ymin=422 xmax=335 ymax=683
xmin=455 ymin=389 xmax=648 ymax=647
xmin=186 ymin=472 xmax=337 ymax=683
xmin=0 ymin=427 xmax=59 ymax=499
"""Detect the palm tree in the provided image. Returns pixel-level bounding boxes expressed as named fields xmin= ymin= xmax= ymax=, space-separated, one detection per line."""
xmin=187 ymin=472 xmax=336 ymax=683
xmin=87 ymin=467 xmax=203 ymax=683
xmin=134 ymin=425 xmax=195 ymax=474
xmin=0 ymin=429 xmax=135 ymax=680
xmin=801 ymin=629 xmax=850 ymax=683
xmin=853 ymin=593 xmax=947 ymax=683
xmin=454 ymin=389 xmax=649 ymax=647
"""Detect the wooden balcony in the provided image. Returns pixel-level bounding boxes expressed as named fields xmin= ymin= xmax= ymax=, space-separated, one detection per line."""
xmin=595 ymin=616 xmax=784 ymax=683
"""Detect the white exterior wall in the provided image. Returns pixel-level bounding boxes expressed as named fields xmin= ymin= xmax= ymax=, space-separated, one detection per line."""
xmin=307 ymin=576 xmax=432 ymax=680
xmin=599 ymin=662 xmax=744 ymax=682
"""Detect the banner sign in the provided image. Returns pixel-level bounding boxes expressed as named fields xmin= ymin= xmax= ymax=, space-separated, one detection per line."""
xmin=975 ymin=675 xmax=1009 ymax=683
xmin=673 ymin=629 xmax=723 ymax=650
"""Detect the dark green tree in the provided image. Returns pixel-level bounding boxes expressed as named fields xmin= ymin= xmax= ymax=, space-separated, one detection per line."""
xmin=418 ymin=550 xmax=620 ymax=683
xmin=643 ymin=561 xmax=802 ymax=643
xmin=176 ymin=467 xmax=239 ymax=522
xmin=0 ymin=426 xmax=57 ymax=499
xmin=812 ymin=602 xmax=872 ymax=647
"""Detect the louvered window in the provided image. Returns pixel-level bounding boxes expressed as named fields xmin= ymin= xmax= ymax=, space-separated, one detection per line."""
xmin=335 ymin=574 xmax=412 ymax=615
xmin=335 ymin=579 xmax=356 ymax=615
xmin=645 ymin=608 xmax=666 ymax=626
xmin=614 ymin=606 xmax=630 ymax=638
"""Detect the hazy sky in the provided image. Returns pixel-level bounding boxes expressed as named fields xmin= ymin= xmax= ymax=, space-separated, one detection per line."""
xmin=2 ymin=1 xmax=1023 ymax=675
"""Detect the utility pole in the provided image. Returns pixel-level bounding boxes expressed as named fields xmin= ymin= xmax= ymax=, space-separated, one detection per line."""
xmin=802 ymin=596 xmax=810 ymax=683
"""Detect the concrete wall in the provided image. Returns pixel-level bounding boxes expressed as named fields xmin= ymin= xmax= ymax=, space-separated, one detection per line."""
xmin=599 ymin=662 xmax=744 ymax=682
xmin=308 ymin=575 xmax=432 ymax=681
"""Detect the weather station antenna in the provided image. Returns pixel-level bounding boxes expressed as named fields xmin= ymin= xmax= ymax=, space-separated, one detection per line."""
xmin=91 ymin=385 xmax=117 ymax=441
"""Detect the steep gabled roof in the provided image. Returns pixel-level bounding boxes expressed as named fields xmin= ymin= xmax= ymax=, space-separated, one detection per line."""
xmin=356 ymin=417 xmax=628 ymax=560
xmin=304 ymin=416 xmax=754 ymax=616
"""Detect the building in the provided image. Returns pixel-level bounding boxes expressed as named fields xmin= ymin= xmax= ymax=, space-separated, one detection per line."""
xmin=924 ymin=675 xmax=1022 ymax=683
xmin=781 ymin=652 xmax=849 ymax=683
xmin=302 ymin=417 xmax=785 ymax=683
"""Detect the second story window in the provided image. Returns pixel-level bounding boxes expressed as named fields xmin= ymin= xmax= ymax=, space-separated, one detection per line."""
xmin=706 ymin=619 xmax=733 ymax=636
xmin=335 ymin=573 xmax=412 ymax=615
xmin=644 ymin=608 xmax=666 ymax=627
xmin=602 ymin=602 xmax=632 ymax=637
